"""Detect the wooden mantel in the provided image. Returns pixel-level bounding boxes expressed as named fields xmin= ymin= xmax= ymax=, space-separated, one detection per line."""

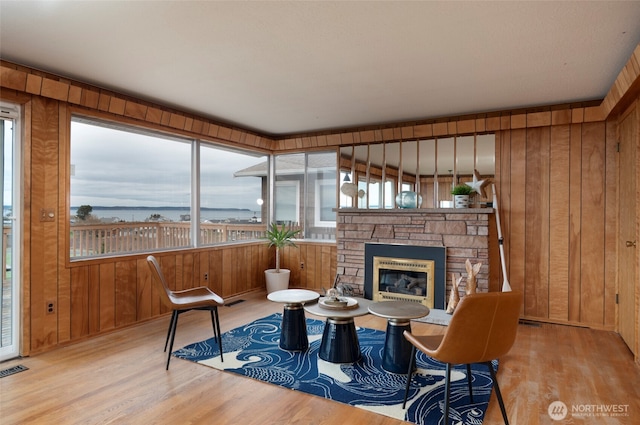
xmin=336 ymin=208 xmax=500 ymax=297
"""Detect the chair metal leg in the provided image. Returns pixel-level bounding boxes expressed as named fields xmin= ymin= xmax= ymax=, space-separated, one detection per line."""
xmin=444 ymin=363 xmax=452 ymax=425
xmin=209 ymin=308 xmax=218 ymax=342
xmin=402 ymin=346 xmax=417 ymax=409
xmin=466 ymin=363 xmax=474 ymax=403
xmin=212 ymin=307 xmax=223 ymax=362
xmin=486 ymin=361 xmax=509 ymax=425
xmin=165 ymin=310 xmax=181 ymax=370
xmin=164 ymin=310 xmax=177 ymax=352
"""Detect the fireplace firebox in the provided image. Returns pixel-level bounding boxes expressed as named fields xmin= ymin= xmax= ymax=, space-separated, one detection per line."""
xmin=364 ymin=243 xmax=446 ymax=309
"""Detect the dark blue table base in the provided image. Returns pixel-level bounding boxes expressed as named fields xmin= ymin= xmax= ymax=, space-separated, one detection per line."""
xmin=382 ymin=320 xmax=414 ymax=373
xmin=318 ymin=318 xmax=361 ymax=363
xmin=280 ymin=305 xmax=308 ymax=351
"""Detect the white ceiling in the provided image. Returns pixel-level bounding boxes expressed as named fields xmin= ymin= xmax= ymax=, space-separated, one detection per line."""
xmin=1 ymin=1 xmax=639 ymax=136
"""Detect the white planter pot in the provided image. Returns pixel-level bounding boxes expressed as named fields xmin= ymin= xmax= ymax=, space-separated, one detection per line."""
xmin=454 ymin=195 xmax=470 ymax=208
xmin=265 ymin=269 xmax=291 ymax=293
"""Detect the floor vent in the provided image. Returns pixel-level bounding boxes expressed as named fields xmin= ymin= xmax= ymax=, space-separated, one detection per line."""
xmin=519 ymin=319 xmax=542 ymax=327
xmin=0 ymin=364 xmax=29 ymax=378
xmin=225 ymin=299 xmax=245 ymax=307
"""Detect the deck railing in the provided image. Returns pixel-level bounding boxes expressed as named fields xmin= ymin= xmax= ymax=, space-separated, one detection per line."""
xmin=69 ymin=222 xmax=267 ymax=258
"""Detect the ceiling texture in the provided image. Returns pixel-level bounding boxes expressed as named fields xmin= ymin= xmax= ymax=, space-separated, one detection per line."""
xmin=1 ymin=1 xmax=640 ymax=137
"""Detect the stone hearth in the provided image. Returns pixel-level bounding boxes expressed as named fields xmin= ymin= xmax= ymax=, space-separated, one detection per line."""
xmin=336 ymin=208 xmax=499 ymax=299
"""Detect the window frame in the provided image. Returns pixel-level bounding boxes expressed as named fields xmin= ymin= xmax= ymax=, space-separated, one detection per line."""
xmin=67 ymin=112 xmax=272 ymax=262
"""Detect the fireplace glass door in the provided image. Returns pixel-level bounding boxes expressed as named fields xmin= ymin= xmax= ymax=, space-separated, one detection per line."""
xmin=372 ymin=256 xmax=435 ymax=307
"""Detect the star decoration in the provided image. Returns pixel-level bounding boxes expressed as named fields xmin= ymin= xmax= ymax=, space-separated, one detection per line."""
xmin=465 ymin=169 xmax=490 ymax=198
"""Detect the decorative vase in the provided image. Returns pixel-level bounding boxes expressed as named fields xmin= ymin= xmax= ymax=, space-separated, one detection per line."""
xmin=454 ymin=195 xmax=470 ymax=208
xmin=265 ymin=269 xmax=291 ymax=293
xmin=395 ymin=191 xmax=422 ymax=208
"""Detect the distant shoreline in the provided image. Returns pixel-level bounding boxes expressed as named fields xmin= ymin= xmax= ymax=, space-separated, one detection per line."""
xmin=71 ymin=206 xmax=251 ymax=212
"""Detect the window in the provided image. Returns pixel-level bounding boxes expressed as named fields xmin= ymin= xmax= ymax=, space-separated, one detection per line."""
xmin=70 ymin=117 xmax=268 ymax=259
xmin=274 ymin=180 xmax=300 ymax=224
xmin=307 ymin=152 xmax=336 ymax=229
xmin=199 ymin=143 xmax=266 ymax=244
xmin=315 ymin=178 xmax=336 ymax=226
xmin=275 ymin=152 xmax=337 ymax=240
xmin=70 ymin=119 xmax=192 ymax=257
xmin=339 ymin=135 xmax=495 ymax=209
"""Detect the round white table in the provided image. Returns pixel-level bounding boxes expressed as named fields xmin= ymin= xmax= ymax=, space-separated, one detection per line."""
xmin=368 ymin=300 xmax=430 ymax=373
xmin=304 ymin=297 xmax=373 ymax=363
xmin=267 ymin=289 xmax=320 ymax=351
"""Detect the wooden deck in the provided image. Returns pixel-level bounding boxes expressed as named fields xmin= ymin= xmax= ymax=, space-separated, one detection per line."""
xmin=1 ymin=290 xmax=638 ymax=424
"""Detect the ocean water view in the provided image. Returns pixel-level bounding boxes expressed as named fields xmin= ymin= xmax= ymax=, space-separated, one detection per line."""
xmin=70 ymin=207 xmax=257 ymax=223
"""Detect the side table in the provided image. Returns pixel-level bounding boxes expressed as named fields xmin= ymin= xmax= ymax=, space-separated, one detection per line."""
xmin=368 ymin=301 xmax=430 ymax=373
xmin=304 ymin=298 xmax=373 ymax=363
xmin=267 ymin=289 xmax=319 ymax=351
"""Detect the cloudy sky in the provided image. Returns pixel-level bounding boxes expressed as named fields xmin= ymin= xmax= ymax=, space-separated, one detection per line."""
xmin=70 ymin=120 xmax=266 ymax=210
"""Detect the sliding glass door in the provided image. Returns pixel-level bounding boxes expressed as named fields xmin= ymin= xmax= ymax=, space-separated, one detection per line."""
xmin=0 ymin=102 xmax=20 ymax=361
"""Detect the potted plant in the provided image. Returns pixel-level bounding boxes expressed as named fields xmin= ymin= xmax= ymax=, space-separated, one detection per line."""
xmin=451 ymin=184 xmax=473 ymax=208
xmin=263 ymin=222 xmax=301 ymax=293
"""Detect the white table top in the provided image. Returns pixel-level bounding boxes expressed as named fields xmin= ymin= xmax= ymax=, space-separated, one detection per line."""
xmin=368 ymin=300 xmax=430 ymax=320
xmin=267 ymin=289 xmax=320 ymax=304
xmin=304 ymin=297 xmax=373 ymax=319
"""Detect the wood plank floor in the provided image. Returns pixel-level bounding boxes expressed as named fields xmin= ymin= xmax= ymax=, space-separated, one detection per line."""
xmin=1 ymin=290 xmax=639 ymax=424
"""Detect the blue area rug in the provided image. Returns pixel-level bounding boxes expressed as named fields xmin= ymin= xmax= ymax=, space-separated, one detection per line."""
xmin=174 ymin=313 xmax=496 ymax=425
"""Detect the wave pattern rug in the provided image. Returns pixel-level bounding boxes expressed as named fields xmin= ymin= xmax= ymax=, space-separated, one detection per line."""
xmin=174 ymin=313 xmax=497 ymax=425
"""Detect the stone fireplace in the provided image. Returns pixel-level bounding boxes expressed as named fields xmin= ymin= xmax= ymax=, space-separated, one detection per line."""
xmin=336 ymin=208 xmax=499 ymax=304
xmin=364 ymin=243 xmax=446 ymax=309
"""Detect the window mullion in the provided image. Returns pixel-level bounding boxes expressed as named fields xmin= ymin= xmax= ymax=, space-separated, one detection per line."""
xmin=191 ymin=140 xmax=200 ymax=248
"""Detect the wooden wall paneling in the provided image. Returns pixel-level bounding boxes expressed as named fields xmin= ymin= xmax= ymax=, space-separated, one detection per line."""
xmin=306 ymin=244 xmax=317 ymax=289
xmin=221 ymin=248 xmax=236 ymax=297
xmin=199 ymin=251 xmax=210 ymax=287
xmin=233 ymin=247 xmax=244 ymax=294
xmin=248 ymin=245 xmax=259 ymax=292
xmin=99 ymin=262 xmax=116 ymax=331
xmin=136 ymin=258 xmax=152 ymax=321
xmin=325 ymin=244 xmax=337 ymax=291
xmin=30 ymin=97 xmax=60 ymax=352
xmin=181 ymin=253 xmax=195 ymax=290
xmin=208 ymin=249 xmax=224 ymax=296
xmin=548 ymin=125 xmax=571 ymax=321
xmin=6 ymin=56 xmax=639 ymax=353
xmin=114 ymin=260 xmax=137 ymax=327
xmin=244 ymin=245 xmax=255 ymax=292
xmin=580 ymin=122 xmax=607 ymax=326
xmin=21 ymin=99 xmax=33 ymax=355
xmin=297 ymin=245 xmax=307 ymax=288
xmin=175 ymin=254 xmax=184 ymax=291
xmin=524 ymin=126 xmax=550 ymax=318
xmin=192 ymin=252 xmax=201 ymax=289
xmin=487 ymin=211 xmax=501 ymax=292
xmin=509 ymin=129 xmax=527 ymax=297
xmin=315 ymin=244 xmax=323 ymax=290
xmin=496 ymin=131 xmax=512 ymax=288
xmin=88 ymin=264 xmax=100 ymax=334
xmin=70 ymin=266 xmax=89 ymax=339
xmin=57 ymin=103 xmax=71 ymax=344
xmin=603 ymin=120 xmax=619 ymax=328
xmin=284 ymin=244 xmax=301 ymax=287
xmin=568 ymin=123 xmax=583 ymax=322
xmin=313 ymin=244 xmax=325 ymax=290
xmin=238 ymin=246 xmax=250 ymax=293
xmin=237 ymin=246 xmax=247 ymax=293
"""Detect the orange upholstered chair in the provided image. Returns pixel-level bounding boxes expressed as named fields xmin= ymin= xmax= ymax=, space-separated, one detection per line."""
xmin=146 ymin=255 xmax=225 ymax=370
xmin=403 ymin=291 xmax=522 ymax=425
